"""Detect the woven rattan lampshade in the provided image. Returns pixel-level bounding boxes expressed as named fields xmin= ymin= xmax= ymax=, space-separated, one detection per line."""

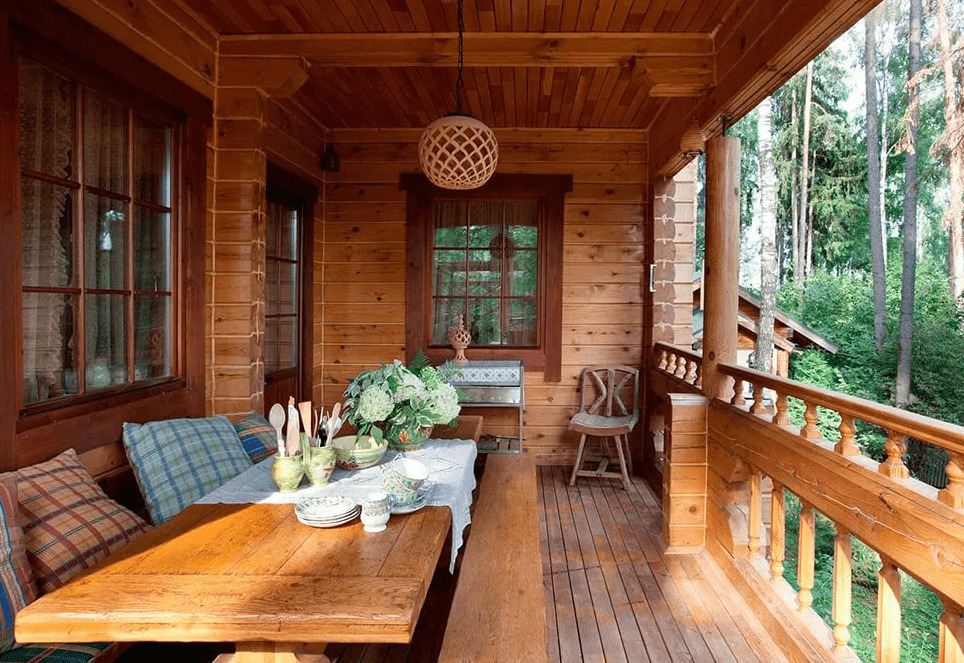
xmin=680 ymin=124 xmax=706 ymax=157
xmin=419 ymin=114 xmax=499 ymax=190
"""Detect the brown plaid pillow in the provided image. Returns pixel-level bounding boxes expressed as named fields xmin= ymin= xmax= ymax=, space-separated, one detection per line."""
xmin=17 ymin=449 xmax=149 ymax=594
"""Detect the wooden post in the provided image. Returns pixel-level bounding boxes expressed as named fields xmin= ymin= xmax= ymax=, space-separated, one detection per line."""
xmin=770 ymin=481 xmax=785 ymax=582
xmin=877 ymin=557 xmax=902 ymax=663
xmin=702 ymin=136 xmax=740 ymax=400
xmin=832 ymin=526 xmax=853 ymax=652
xmin=798 ymin=500 xmax=815 ymax=611
xmin=939 ymin=598 xmax=964 ymax=663
xmin=748 ymin=470 xmax=762 ymax=558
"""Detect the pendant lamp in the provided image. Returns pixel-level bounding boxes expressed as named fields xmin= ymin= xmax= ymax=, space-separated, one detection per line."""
xmin=418 ymin=0 xmax=498 ymax=190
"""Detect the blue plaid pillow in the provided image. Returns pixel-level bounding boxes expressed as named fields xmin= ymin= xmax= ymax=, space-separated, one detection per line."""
xmin=123 ymin=416 xmax=252 ymax=525
xmin=232 ymin=413 xmax=278 ymax=463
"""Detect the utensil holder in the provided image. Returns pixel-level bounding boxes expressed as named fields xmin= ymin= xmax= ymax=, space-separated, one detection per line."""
xmin=271 ymin=454 xmax=304 ymax=492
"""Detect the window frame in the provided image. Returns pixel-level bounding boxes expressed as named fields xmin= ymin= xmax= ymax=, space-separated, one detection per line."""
xmin=402 ymin=173 xmax=571 ymax=382
xmin=0 ymin=3 xmax=209 ymax=465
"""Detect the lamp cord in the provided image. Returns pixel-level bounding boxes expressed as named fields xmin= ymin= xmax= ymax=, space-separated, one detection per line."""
xmin=454 ymin=0 xmax=466 ymax=114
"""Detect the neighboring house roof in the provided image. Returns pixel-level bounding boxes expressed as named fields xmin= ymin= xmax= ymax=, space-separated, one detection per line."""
xmin=692 ymin=279 xmax=838 ymax=355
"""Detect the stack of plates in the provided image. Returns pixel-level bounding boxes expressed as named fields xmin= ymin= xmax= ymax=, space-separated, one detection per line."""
xmin=295 ymin=496 xmax=359 ymax=528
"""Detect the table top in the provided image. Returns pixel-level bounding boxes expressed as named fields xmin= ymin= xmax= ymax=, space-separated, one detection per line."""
xmin=15 ymin=502 xmax=451 ymax=646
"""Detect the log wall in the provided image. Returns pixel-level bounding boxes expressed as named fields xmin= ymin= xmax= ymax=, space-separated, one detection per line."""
xmin=323 ymin=128 xmax=648 ymax=461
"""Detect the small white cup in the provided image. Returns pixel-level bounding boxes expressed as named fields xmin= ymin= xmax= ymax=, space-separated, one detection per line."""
xmin=361 ymin=491 xmax=392 ymax=532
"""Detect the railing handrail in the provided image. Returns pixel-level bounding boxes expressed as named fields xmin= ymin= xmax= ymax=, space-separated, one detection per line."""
xmin=718 ymin=362 xmax=964 ymax=457
xmin=653 ymin=341 xmax=701 ymax=364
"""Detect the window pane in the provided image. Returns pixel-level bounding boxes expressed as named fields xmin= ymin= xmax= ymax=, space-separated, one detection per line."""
xmin=134 ymin=116 xmax=171 ymax=205
xmin=468 ymin=298 xmax=501 ymax=345
xmin=85 ymin=294 xmax=127 ymax=389
xmin=509 ymin=299 xmax=538 ymax=346
xmin=85 ymin=195 xmax=127 ymax=290
xmin=505 ymin=201 xmax=538 ymax=248
xmin=19 ymin=60 xmax=74 ymax=179
xmin=278 ymin=261 xmax=297 ymax=315
xmin=22 ymin=293 xmax=77 ymax=404
xmin=265 ymin=316 xmax=296 ymax=373
xmin=134 ymin=206 xmax=170 ymax=291
xmin=279 ymin=206 xmax=298 ymax=261
xmin=84 ymin=90 xmax=128 ymax=193
xmin=134 ymin=296 xmax=170 ymax=379
xmin=433 ymin=202 xmax=468 ymax=247
xmin=433 ymin=250 xmax=466 ymax=296
xmin=20 ymin=178 xmax=74 ymax=288
xmin=431 ymin=299 xmax=465 ymax=346
xmin=468 ymin=201 xmax=499 ymax=247
xmin=510 ymin=248 xmax=538 ymax=296
xmin=265 ymin=260 xmax=279 ymax=316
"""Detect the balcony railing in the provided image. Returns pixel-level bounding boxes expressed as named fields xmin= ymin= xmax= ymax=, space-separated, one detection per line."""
xmin=651 ymin=343 xmax=964 ymax=662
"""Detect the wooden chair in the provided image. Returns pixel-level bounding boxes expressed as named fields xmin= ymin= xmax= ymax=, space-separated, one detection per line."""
xmin=568 ymin=365 xmax=639 ymax=491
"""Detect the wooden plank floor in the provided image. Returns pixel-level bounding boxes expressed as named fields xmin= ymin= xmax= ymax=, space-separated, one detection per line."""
xmin=539 ymin=466 xmax=792 ymax=663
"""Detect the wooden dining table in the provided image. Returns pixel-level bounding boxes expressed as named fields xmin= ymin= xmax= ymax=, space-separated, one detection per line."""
xmin=15 ymin=502 xmax=452 ymax=663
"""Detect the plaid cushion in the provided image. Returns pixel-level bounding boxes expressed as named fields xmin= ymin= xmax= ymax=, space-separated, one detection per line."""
xmin=0 ymin=474 xmax=38 ymax=653
xmin=0 ymin=642 xmax=120 ymax=663
xmin=17 ymin=451 xmax=149 ymax=595
xmin=123 ymin=416 xmax=252 ymax=525
xmin=233 ymin=413 xmax=278 ymax=463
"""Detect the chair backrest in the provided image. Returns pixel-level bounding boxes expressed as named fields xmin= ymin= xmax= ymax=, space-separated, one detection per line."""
xmin=578 ymin=365 xmax=640 ymax=419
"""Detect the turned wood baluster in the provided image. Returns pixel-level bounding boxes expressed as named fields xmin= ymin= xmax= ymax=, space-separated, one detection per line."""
xmin=835 ymin=414 xmax=860 ymax=456
xmin=939 ymin=451 xmax=964 ymax=510
xmin=748 ymin=471 xmax=762 ymax=558
xmin=772 ymin=392 xmax=790 ymax=426
xmin=800 ymin=401 xmax=821 ymax=439
xmin=798 ymin=500 xmax=815 ymax=611
xmin=684 ymin=359 xmax=697 ymax=384
xmin=675 ymin=355 xmax=687 ymax=379
xmin=879 ymin=428 xmax=910 ymax=479
xmin=657 ymin=348 xmax=668 ymax=371
xmin=750 ymin=382 xmax=767 ymax=415
xmin=666 ymin=351 xmax=676 ymax=373
xmin=769 ymin=481 xmax=785 ymax=582
xmin=731 ymin=379 xmax=746 ymax=407
xmin=877 ymin=557 xmax=902 ymax=663
xmin=694 ymin=365 xmax=702 ymax=389
xmin=832 ymin=526 xmax=853 ymax=653
xmin=938 ymin=598 xmax=964 ymax=663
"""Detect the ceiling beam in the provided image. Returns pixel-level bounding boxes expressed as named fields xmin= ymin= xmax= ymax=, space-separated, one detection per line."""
xmin=219 ymin=32 xmax=714 ymax=71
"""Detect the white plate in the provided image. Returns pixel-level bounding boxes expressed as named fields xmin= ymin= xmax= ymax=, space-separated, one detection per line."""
xmin=296 ymin=507 xmax=360 ymax=528
xmin=296 ymin=496 xmax=357 ymax=519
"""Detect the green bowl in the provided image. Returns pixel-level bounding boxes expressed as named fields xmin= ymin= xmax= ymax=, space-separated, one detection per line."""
xmin=330 ymin=435 xmax=388 ymax=470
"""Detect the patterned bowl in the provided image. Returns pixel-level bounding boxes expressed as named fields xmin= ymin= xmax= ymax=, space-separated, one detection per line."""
xmin=330 ymin=435 xmax=388 ymax=470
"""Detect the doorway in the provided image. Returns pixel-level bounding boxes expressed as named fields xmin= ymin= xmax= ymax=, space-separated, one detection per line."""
xmin=263 ymin=164 xmax=315 ymax=415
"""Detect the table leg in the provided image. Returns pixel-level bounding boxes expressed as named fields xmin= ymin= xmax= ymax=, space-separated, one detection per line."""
xmin=214 ymin=642 xmax=331 ymax=663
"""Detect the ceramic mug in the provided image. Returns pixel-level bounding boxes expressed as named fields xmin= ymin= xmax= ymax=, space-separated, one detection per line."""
xmin=382 ymin=457 xmax=429 ymax=493
xmin=360 ymin=491 xmax=393 ymax=532
xmin=304 ymin=446 xmax=336 ymax=486
xmin=271 ymin=454 xmax=304 ymax=493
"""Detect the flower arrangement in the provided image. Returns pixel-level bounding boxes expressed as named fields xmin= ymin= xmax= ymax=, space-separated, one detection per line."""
xmin=343 ymin=352 xmax=461 ymax=449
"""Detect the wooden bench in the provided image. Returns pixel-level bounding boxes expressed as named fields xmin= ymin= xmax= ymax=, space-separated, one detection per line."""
xmin=438 ymin=453 xmax=547 ymax=663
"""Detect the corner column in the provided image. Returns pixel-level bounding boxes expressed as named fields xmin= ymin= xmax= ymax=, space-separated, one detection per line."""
xmin=701 ymin=136 xmax=740 ymax=400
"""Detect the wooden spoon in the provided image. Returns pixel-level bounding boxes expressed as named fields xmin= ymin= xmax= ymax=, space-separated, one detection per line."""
xmin=298 ymin=401 xmax=313 ymax=438
xmin=268 ymin=403 xmax=286 ymax=458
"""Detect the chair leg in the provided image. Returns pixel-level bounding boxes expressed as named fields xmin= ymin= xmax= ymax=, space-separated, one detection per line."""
xmin=623 ymin=434 xmax=634 ymax=476
xmin=569 ymin=434 xmax=588 ymax=486
xmin=613 ymin=433 xmax=632 ymax=491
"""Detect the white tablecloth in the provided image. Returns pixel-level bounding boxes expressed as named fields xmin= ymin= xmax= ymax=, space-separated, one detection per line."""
xmin=196 ymin=438 xmax=478 ymax=571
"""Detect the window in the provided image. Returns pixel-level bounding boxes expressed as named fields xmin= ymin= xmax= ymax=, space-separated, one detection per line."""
xmin=18 ymin=57 xmax=177 ymax=406
xmin=265 ymin=198 xmax=299 ymax=375
xmin=402 ymin=174 xmax=571 ymax=382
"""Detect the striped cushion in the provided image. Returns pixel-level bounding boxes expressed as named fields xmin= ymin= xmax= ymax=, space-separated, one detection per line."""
xmin=233 ymin=413 xmax=278 ymax=463
xmin=0 ymin=474 xmax=38 ymax=653
xmin=123 ymin=416 xmax=252 ymax=525
xmin=0 ymin=642 xmax=120 ymax=662
xmin=17 ymin=450 xmax=149 ymax=595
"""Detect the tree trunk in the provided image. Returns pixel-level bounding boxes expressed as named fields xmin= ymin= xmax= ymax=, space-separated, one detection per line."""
xmin=791 ymin=86 xmax=801 ymax=285
xmin=799 ymin=61 xmax=813 ymax=284
xmin=937 ymin=0 xmax=964 ymax=299
xmin=880 ymin=50 xmax=890 ymax=270
xmin=866 ymin=10 xmax=887 ymax=351
xmin=756 ymin=96 xmax=778 ymax=375
xmin=896 ymin=0 xmax=921 ymax=410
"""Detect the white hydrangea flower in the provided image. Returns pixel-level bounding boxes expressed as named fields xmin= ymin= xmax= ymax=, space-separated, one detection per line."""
xmin=357 ymin=387 xmax=393 ymax=423
xmin=428 ymin=382 xmax=460 ymax=424
xmin=397 ymin=370 xmax=426 ymax=401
